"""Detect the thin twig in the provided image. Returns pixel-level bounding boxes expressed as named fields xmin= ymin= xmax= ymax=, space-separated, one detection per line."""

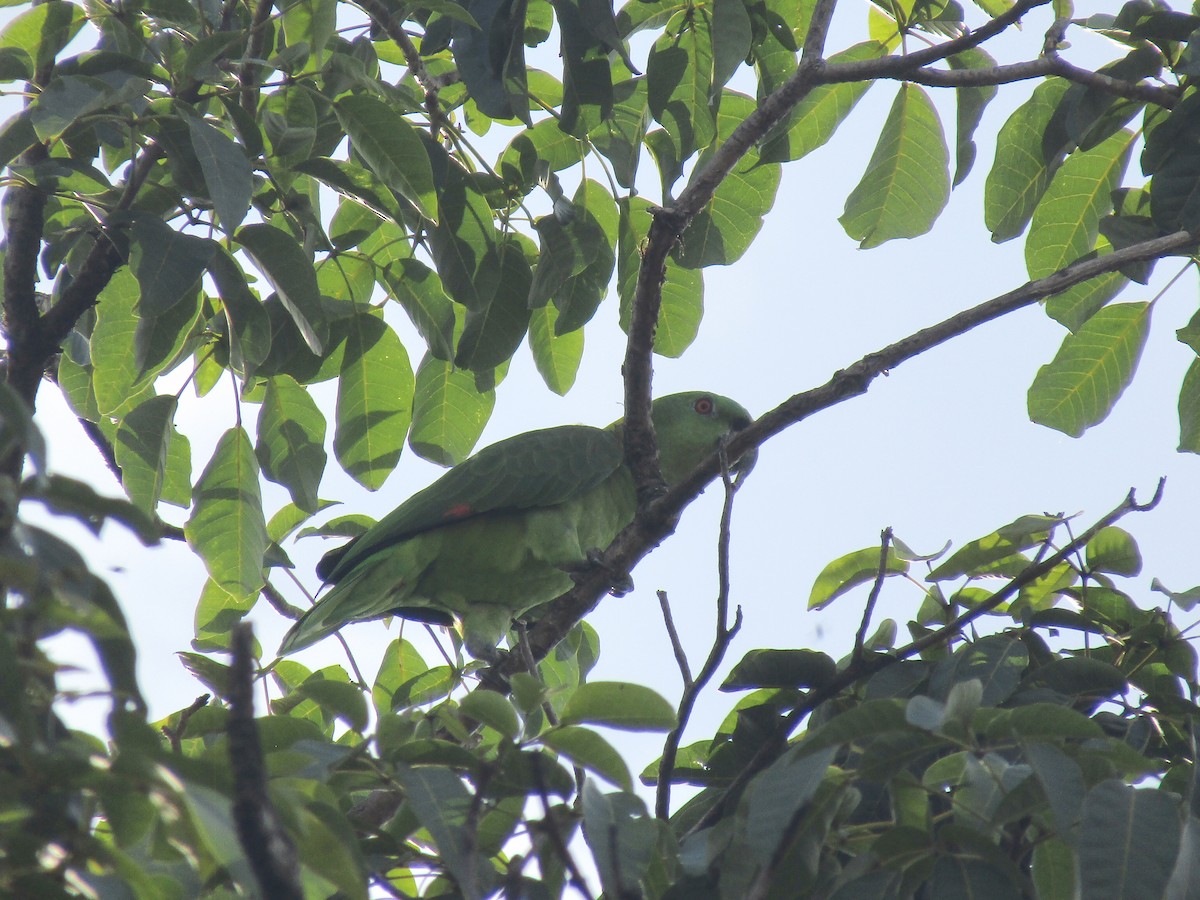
xmin=532 ymin=758 xmax=594 ymax=900
xmin=161 ymin=693 xmax=210 ymax=753
xmin=655 ymin=455 xmax=744 ymax=819
xmin=657 ymin=591 xmax=693 ymax=687
xmin=852 ymin=528 xmax=894 ymax=666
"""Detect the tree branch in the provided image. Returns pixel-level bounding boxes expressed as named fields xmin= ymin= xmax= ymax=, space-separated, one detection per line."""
xmin=655 ymin=459 xmax=744 ymax=819
xmin=229 ymin=622 xmax=303 ymax=899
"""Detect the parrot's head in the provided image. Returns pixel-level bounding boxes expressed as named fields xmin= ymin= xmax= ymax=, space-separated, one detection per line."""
xmin=648 ymin=392 xmax=755 ymax=485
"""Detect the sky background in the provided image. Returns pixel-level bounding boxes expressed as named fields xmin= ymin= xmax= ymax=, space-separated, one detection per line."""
xmin=15 ymin=0 xmax=1200 ymax=796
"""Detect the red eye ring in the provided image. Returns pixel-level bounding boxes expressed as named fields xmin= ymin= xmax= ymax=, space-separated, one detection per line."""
xmin=694 ymin=396 xmax=714 ymax=415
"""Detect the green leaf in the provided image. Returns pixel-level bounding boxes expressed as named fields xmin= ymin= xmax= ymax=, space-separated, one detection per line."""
xmin=334 ymin=94 xmax=438 ymax=221
xmin=0 ymin=1 xmax=85 ymax=76
xmin=459 ymin=690 xmax=522 ymax=740
xmin=456 ymin=241 xmax=533 ymax=371
xmin=1028 ymin=302 xmax=1152 ymax=437
xmin=1025 ymin=129 xmax=1133 ymax=279
xmin=542 ymin=726 xmax=632 ymax=790
xmin=551 ymin=180 xmax=619 ymax=333
xmin=1179 ymin=357 xmax=1200 ymax=454
xmin=1080 ymin=781 xmax=1181 ymax=900
xmin=451 ymin=0 xmax=530 ymax=124
xmin=90 ymin=269 xmax=152 ymax=417
xmin=759 ymin=42 xmax=884 ymax=165
xmin=185 ymin=428 xmax=269 ymax=601
xmin=1085 ymin=526 xmax=1142 ymax=576
xmin=589 ymin=77 xmax=648 ymax=189
xmin=409 ymin=355 xmax=495 ymax=466
xmin=382 ymin=259 xmax=456 ymax=361
xmin=256 ymin=376 xmax=327 ymax=514
xmin=677 ymin=91 xmax=781 ymax=267
xmin=114 ymin=394 xmax=183 ymax=514
xmin=334 ymin=312 xmax=414 ymax=489
xmin=737 ymin=744 xmax=839 ymax=866
xmin=929 ymin=635 xmax=1027 ymax=707
xmin=428 ymin=156 xmax=500 ymax=309
xmin=186 ymin=115 xmax=252 ymax=231
xmin=928 ymin=514 xmax=1060 ymax=581
xmin=809 ymin=545 xmax=909 ymax=609
xmin=721 ymin=649 xmax=837 ymax=691
xmin=128 ymin=218 xmax=214 ymax=317
xmin=208 ymin=246 xmax=272 ymax=377
xmin=295 ymin=677 xmax=368 ymax=731
xmin=646 ymin=10 xmax=715 ymax=161
xmin=985 ymin=77 xmax=1072 ymax=242
xmin=840 ymin=83 xmax=950 ymax=248
xmin=1032 ymin=838 xmax=1077 ymax=900
xmin=391 ymin=765 xmax=497 ymax=896
xmin=236 ymin=223 xmax=328 ymax=355
xmin=528 ymin=303 xmax=583 ymax=395
xmin=1044 ymin=267 xmax=1128 ymax=332
xmin=948 ymin=47 xmax=998 ymax=186
xmin=580 ymin=783 xmax=656 ymax=898
xmin=194 ymin=578 xmax=254 ymax=650
xmin=560 ymin=682 xmax=676 ymax=732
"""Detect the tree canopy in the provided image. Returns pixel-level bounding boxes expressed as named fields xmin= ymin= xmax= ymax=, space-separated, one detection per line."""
xmin=2 ymin=0 xmax=1200 ymax=896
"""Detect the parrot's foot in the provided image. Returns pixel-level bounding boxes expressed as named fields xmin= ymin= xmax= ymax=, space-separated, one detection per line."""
xmin=564 ymin=550 xmax=635 ymax=597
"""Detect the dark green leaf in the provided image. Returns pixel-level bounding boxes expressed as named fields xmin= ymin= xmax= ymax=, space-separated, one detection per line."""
xmin=256 ymin=376 xmax=327 ymax=513
xmin=543 ymin=726 xmax=632 ymax=790
xmin=721 ymin=649 xmax=836 ymax=690
xmin=236 ymin=223 xmax=328 ymax=355
xmin=1080 ymin=781 xmax=1180 ymax=900
xmin=128 ymin=218 xmax=214 ymax=317
xmin=560 ymin=682 xmax=676 ymax=732
xmin=186 ymin=115 xmax=252 ymax=231
xmin=335 ymin=94 xmax=438 ymax=221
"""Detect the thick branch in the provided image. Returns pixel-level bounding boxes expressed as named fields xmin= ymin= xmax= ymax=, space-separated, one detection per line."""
xmin=229 ymin=623 xmax=303 ymax=899
xmin=240 ymin=0 xmax=275 ymax=114
xmin=354 ymin=0 xmax=447 ymax=132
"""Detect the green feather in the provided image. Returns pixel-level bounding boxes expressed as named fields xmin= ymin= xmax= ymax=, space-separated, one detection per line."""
xmin=280 ymin=391 xmax=753 ymax=658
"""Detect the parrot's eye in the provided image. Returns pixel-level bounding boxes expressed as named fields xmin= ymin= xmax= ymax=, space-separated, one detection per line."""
xmin=694 ymin=396 xmax=715 ymax=415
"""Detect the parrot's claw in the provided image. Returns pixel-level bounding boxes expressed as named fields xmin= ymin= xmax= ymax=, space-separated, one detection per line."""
xmin=564 ymin=551 xmax=635 ymax=596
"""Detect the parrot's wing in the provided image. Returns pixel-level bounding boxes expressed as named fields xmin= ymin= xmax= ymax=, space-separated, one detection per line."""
xmin=319 ymin=425 xmax=623 ymax=582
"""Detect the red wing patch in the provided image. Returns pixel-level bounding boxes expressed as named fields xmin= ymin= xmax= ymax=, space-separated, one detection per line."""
xmin=443 ymin=503 xmax=473 ymax=520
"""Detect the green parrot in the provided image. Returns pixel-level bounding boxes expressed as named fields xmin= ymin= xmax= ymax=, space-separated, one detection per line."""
xmin=279 ymin=391 xmax=754 ymax=659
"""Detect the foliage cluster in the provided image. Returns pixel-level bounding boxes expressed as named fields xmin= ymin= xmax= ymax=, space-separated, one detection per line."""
xmin=2 ymin=0 xmax=1200 ymax=895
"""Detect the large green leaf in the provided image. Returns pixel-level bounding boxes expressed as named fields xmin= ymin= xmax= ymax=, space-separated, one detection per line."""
xmin=114 ymin=394 xmax=186 ymax=514
xmin=186 ymin=115 xmax=252 ymax=231
xmin=207 ymin=246 xmax=272 ymax=377
xmin=456 ymin=241 xmax=533 ymax=372
xmin=381 ymin=258 xmax=456 ymax=361
xmin=185 ymin=428 xmax=269 ymax=601
xmin=1079 ymin=781 xmax=1181 ymax=900
xmin=947 ymin=47 xmax=998 ymax=186
xmin=560 ymin=682 xmax=676 ymax=732
xmin=256 ymin=375 xmax=328 ymax=514
xmin=409 ymin=355 xmax=495 ymax=466
xmin=428 ymin=156 xmax=501 ymax=310
xmin=335 ymin=312 xmax=414 ymax=489
xmin=452 ymin=0 xmax=530 ymax=124
xmin=528 ymin=303 xmax=583 ymax=395
xmin=128 ymin=218 xmax=214 ymax=317
xmin=1178 ymin=356 xmax=1200 ymax=454
xmin=984 ymin=77 xmax=1071 ymax=243
xmin=1025 ymin=130 xmax=1133 ymax=279
xmin=90 ymin=269 xmax=152 ymax=417
xmin=0 ymin=1 xmax=85 ymax=77
xmin=236 ymin=223 xmax=328 ymax=355
xmin=840 ymin=83 xmax=949 ymax=249
xmin=1028 ymin=302 xmax=1151 ymax=437
xmin=646 ymin=9 xmax=715 ymax=161
xmin=809 ymin=546 xmax=909 ymax=610
xmin=334 ymin=94 xmax=438 ymax=222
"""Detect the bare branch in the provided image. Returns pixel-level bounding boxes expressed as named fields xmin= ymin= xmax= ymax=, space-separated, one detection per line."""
xmin=161 ymin=693 xmax=210 ymax=754
xmin=655 ymin=460 xmax=744 ymax=819
xmin=852 ymin=528 xmax=893 ymax=666
xmin=354 ymin=0 xmax=449 ymax=134
xmin=657 ymin=591 xmax=693 ymax=687
xmin=240 ymin=0 xmax=275 ymax=114
xmin=229 ymin=623 xmax=303 ymax=899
